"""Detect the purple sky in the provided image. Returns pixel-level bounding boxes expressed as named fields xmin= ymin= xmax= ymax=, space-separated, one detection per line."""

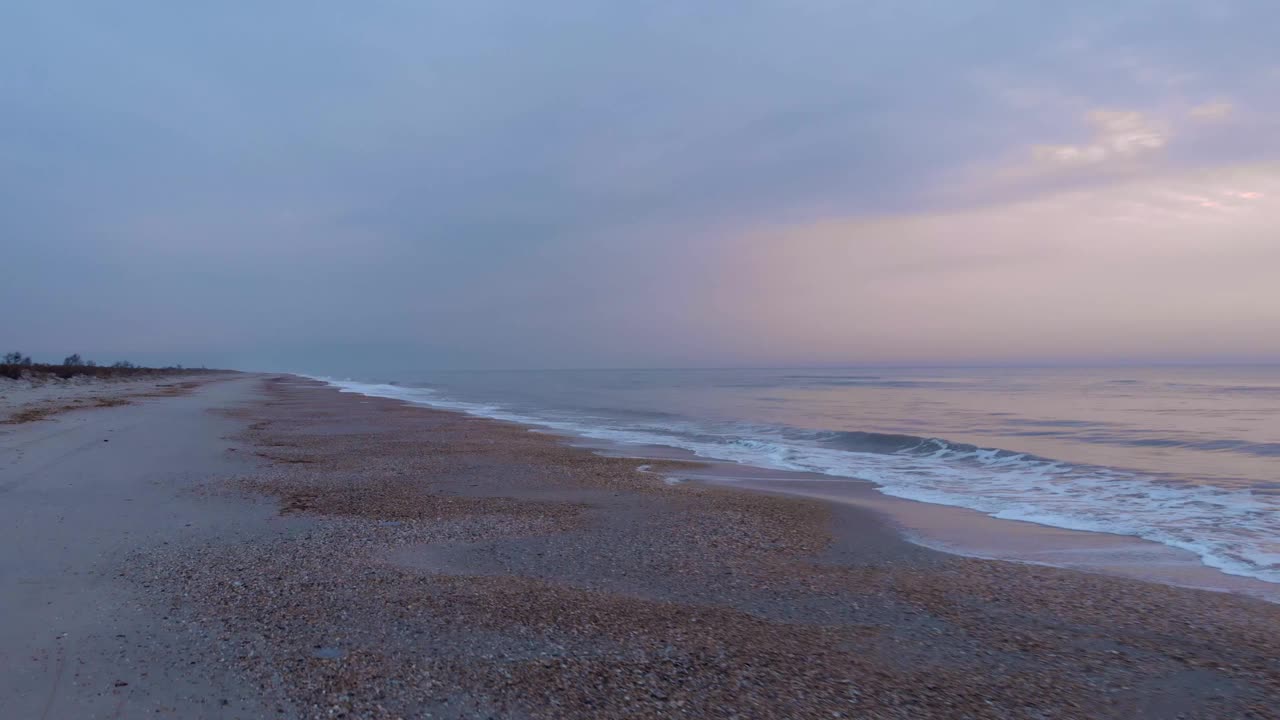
xmin=3 ymin=1 xmax=1278 ymax=370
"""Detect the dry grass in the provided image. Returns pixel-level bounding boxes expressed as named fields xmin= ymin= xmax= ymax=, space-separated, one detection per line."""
xmin=0 ymin=363 xmax=233 ymax=382
xmin=1 ymin=407 xmax=58 ymax=424
xmin=0 ymin=378 xmax=213 ymax=424
xmin=137 ymin=381 xmax=204 ymax=398
xmin=93 ymin=397 xmax=132 ymax=408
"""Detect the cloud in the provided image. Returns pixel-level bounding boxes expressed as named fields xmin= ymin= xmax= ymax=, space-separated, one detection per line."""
xmin=706 ymin=164 xmax=1280 ymax=365
xmin=1030 ymin=110 xmax=1168 ymax=170
xmin=3 ymin=0 xmax=1280 ymax=368
xmin=1189 ymin=101 xmax=1234 ymax=121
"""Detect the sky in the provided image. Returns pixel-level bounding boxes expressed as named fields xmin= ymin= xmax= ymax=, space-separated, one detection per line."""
xmin=2 ymin=1 xmax=1278 ymax=371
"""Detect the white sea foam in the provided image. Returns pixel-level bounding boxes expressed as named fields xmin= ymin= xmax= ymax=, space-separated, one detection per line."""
xmin=310 ymin=376 xmax=1280 ymax=584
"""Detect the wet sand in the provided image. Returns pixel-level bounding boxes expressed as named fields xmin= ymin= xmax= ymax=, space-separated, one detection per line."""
xmin=723 ymin=476 xmax=1280 ymax=601
xmin=567 ymin=437 xmax=1280 ymax=603
xmin=586 ymin=441 xmax=1280 ymax=603
xmin=5 ymin=374 xmax=1280 ymax=718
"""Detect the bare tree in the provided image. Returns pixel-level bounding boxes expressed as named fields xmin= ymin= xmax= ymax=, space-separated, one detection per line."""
xmin=63 ymin=353 xmax=83 ymax=366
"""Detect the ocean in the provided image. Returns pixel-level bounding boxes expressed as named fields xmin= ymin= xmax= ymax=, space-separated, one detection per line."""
xmin=311 ymin=366 xmax=1280 ymax=588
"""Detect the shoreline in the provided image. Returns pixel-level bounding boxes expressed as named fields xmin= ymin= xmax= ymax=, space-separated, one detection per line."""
xmin=7 ymin=374 xmax=1279 ymax=718
xmin=322 ymin=380 xmax=1280 ymax=604
xmin=700 ymin=474 xmax=1280 ymax=603
xmin=637 ymin=449 xmax=1280 ymax=604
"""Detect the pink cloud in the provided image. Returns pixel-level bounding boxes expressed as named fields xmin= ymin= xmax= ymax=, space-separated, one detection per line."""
xmin=1188 ymin=101 xmax=1234 ymax=122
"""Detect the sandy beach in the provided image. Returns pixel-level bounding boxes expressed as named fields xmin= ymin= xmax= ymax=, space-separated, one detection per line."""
xmin=3 ymin=374 xmax=1279 ymax=719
